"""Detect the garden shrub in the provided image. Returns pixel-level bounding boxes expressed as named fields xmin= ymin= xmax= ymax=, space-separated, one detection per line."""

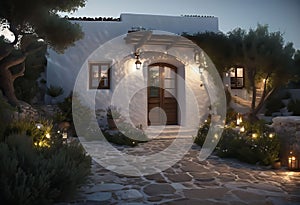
xmin=4 ymin=118 xmax=53 ymax=147
xmin=0 ymin=120 xmax=91 ymax=204
xmin=104 ymin=122 xmax=149 ymax=147
xmin=225 ymin=108 xmax=238 ymax=126
xmin=216 ymin=128 xmax=242 ymax=158
xmin=194 ymin=118 xmax=280 ymax=166
xmin=57 ymin=92 xmax=73 ymax=122
xmin=194 ymin=120 xmax=209 ymax=147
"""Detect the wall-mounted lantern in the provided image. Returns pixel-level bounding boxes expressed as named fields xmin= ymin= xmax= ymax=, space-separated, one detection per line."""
xmin=134 ymin=51 xmax=142 ymax=70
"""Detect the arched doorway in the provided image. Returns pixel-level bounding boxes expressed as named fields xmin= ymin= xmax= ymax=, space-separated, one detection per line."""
xmin=148 ymin=63 xmax=178 ymax=125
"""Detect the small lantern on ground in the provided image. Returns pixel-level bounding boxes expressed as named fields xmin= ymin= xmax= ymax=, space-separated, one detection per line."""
xmin=240 ymin=126 xmax=245 ymax=133
xmin=288 ymin=151 xmax=300 ymax=171
xmin=236 ymin=113 xmax=243 ymax=126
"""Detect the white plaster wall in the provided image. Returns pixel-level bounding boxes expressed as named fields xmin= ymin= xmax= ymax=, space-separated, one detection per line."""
xmin=46 ymin=13 xmax=218 ymax=102
xmin=71 ymin=31 xmax=214 ymax=128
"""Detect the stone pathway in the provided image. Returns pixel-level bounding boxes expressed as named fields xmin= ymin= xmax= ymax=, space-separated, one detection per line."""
xmin=58 ymin=128 xmax=300 ymax=205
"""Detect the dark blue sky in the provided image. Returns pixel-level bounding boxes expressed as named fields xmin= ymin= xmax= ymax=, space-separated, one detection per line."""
xmin=66 ymin=0 xmax=300 ymax=49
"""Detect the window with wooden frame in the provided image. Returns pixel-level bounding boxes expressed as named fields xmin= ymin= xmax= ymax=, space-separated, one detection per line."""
xmin=230 ymin=67 xmax=244 ymax=89
xmin=89 ymin=62 xmax=111 ymax=89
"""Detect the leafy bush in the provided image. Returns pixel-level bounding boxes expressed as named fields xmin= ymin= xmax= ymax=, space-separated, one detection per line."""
xmin=0 ymin=119 xmax=91 ymax=204
xmin=216 ymin=128 xmax=242 ymax=158
xmin=14 ymin=45 xmax=47 ymax=104
xmin=226 ymin=108 xmax=238 ymax=126
xmin=46 ymin=85 xmax=64 ymax=98
xmin=104 ymin=122 xmax=149 ymax=147
xmin=194 ymin=119 xmax=210 ymax=146
xmin=57 ymin=92 xmax=73 ymax=122
xmin=0 ymin=134 xmax=91 ymax=204
xmin=194 ymin=119 xmax=280 ymax=166
xmin=4 ymin=118 xmax=53 ymax=146
xmin=288 ymin=99 xmax=300 ymax=116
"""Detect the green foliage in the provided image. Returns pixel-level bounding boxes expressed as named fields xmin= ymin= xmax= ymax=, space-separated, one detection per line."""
xmin=57 ymin=92 xmax=73 ymax=122
xmin=265 ymin=96 xmax=285 ymax=116
xmin=185 ymin=32 xmax=234 ymax=74
xmin=194 ymin=118 xmax=280 ymax=166
xmin=216 ymin=128 xmax=242 ymax=158
xmin=226 ymin=108 xmax=238 ymax=126
xmin=288 ymin=99 xmax=300 ymax=115
xmin=46 ymin=85 xmax=64 ymax=98
xmin=194 ymin=120 xmax=210 ymax=146
xmin=0 ymin=126 xmax=91 ymax=204
xmin=228 ymin=24 xmax=295 ymax=114
xmin=14 ymin=45 xmax=47 ymax=103
xmin=4 ymin=118 xmax=52 ymax=145
xmin=104 ymin=122 xmax=149 ymax=147
xmin=0 ymin=0 xmax=86 ymax=52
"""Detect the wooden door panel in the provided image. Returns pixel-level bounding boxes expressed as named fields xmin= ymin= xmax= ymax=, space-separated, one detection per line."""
xmin=148 ymin=64 xmax=178 ymax=125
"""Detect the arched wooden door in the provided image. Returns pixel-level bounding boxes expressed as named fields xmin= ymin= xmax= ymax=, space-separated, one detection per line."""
xmin=148 ymin=63 xmax=178 ymax=125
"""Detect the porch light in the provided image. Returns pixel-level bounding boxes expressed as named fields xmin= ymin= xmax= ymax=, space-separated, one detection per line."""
xmin=134 ymin=52 xmax=142 ymax=70
xmin=288 ymin=151 xmax=299 ymax=171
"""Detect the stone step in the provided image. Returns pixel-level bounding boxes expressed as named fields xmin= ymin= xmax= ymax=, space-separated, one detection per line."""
xmin=145 ymin=126 xmax=196 ymax=139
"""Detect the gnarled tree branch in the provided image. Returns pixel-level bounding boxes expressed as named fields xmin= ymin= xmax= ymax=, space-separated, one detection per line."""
xmin=12 ymin=62 xmax=25 ymax=80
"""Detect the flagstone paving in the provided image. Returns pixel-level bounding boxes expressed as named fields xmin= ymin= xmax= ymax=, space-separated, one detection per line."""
xmin=59 ymin=135 xmax=300 ymax=205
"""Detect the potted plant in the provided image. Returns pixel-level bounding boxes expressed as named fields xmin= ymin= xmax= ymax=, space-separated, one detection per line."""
xmin=106 ymin=106 xmax=121 ymax=130
xmin=272 ymin=159 xmax=281 ymax=170
xmin=46 ymin=85 xmax=64 ymax=104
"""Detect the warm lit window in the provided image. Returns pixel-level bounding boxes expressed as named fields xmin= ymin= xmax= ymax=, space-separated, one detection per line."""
xmin=89 ymin=62 xmax=110 ymax=89
xmin=230 ymin=67 xmax=244 ymax=89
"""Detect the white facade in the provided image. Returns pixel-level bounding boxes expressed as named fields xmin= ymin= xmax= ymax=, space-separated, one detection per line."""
xmin=47 ymin=13 xmax=222 ymax=128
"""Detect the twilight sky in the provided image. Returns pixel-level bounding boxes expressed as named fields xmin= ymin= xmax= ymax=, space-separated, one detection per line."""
xmin=65 ymin=0 xmax=300 ymax=49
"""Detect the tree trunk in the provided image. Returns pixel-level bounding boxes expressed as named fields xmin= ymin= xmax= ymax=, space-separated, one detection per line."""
xmin=253 ymin=88 xmax=276 ymax=116
xmin=0 ymin=66 xmax=19 ymax=106
xmin=250 ymin=78 xmax=257 ymax=114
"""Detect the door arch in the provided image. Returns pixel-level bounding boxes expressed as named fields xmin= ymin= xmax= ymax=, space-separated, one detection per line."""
xmin=148 ymin=63 xmax=178 ymax=125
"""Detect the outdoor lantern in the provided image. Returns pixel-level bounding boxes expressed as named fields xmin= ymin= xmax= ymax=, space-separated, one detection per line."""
xmin=240 ymin=126 xmax=245 ymax=133
xmin=36 ymin=123 xmax=43 ymax=129
xmin=252 ymin=133 xmax=258 ymax=139
xmin=236 ymin=113 xmax=242 ymax=126
xmin=134 ymin=52 xmax=142 ymax=70
xmin=62 ymin=132 xmax=68 ymax=139
xmin=288 ymin=151 xmax=300 ymax=171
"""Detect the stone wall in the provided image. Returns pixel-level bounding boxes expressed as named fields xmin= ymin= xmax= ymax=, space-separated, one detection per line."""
xmin=272 ymin=116 xmax=300 ymax=165
xmin=12 ymin=101 xmax=60 ymax=121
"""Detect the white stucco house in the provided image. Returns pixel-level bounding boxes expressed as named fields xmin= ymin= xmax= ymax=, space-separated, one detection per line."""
xmin=46 ymin=13 xmax=226 ymax=128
